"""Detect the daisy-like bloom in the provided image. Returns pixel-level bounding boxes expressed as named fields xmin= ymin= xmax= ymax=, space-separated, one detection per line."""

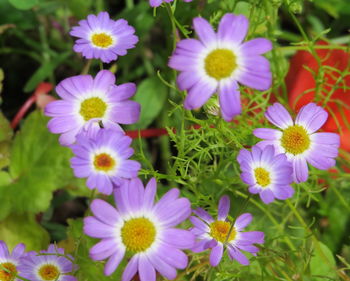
xmin=84 ymin=178 xmax=194 ymax=281
xmin=0 ymin=241 xmax=26 ymax=281
xmin=45 ymin=70 xmax=140 ymax=146
xmin=18 ymin=244 xmax=76 ymax=281
xmin=254 ymin=103 xmax=341 ymax=183
xmin=70 ymin=12 xmax=138 ymax=63
xmin=190 ymin=196 xmax=264 ymax=266
xmin=149 ymin=0 xmax=192 ymax=8
xmin=70 ymin=128 xmax=141 ymax=195
xmin=168 ymin=14 xmax=272 ymax=121
xmin=237 ymin=145 xmax=294 ymax=204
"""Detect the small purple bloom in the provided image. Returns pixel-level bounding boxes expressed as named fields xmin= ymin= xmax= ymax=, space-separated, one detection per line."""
xmin=149 ymin=0 xmax=192 ymax=8
xmin=45 ymin=70 xmax=140 ymax=146
xmin=70 ymin=128 xmax=141 ymax=195
xmin=190 ymin=196 xmax=264 ymax=266
xmin=70 ymin=12 xmax=138 ymax=63
xmin=168 ymin=13 xmax=272 ymax=121
xmin=84 ymin=178 xmax=195 ymax=281
xmin=18 ymin=244 xmax=76 ymax=281
xmin=0 ymin=240 xmax=26 ymax=281
xmin=254 ymin=103 xmax=340 ymax=183
xmin=237 ymin=145 xmax=294 ymax=204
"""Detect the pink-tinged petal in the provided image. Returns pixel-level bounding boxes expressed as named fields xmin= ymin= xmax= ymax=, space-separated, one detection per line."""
xmin=265 ymin=103 xmax=294 ymax=129
xmin=260 ymin=189 xmax=275 ymax=204
xmin=149 ymin=0 xmax=162 ymax=7
xmin=253 ymin=128 xmax=282 ymax=141
xmin=93 ymin=70 xmax=116 ymax=92
xmin=234 ymin=213 xmax=252 ymax=231
xmin=90 ymin=199 xmax=120 ymax=226
xmin=143 ymin=178 xmax=157 ymax=210
xmin=138 ymin=255 xmax=156 ymax=281
xmin=240 ymin=38 xmax=273 ymax=55
xmin=122 ymin=255 xmax=138 ymax=281
xmin=162 ymin=229 xmax=195 ymax=249
xmin=148 ymin=254 xmax=177 ymax=280
xmin=218 ymin=195 xmax=230 ymax=220
xmin=83 ymin=217 xmax=115 ymax=238
xmin=228 ymin=247 xmax=249 ymax=265
xmin=184 ymin=79 xmax=217 ymax=110
xmin=219 ymin=81 xmax=241 ymax=121
xmin=210 ymin=244 xmax=223 ymax=267
xmin=193 ymin=208 xmax=214 ymax=223
xmin=193 ymin=17 xmax=216 ymax=47
xmin=293 ymin=158 xmax=309 ymax=183
xmin=295 ymin=103 xmax=328 ymax=133
xmin=217 ymin=14 xmax=249 ymax=45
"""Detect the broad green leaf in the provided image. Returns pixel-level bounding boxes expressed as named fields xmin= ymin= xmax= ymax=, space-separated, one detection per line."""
xmin=0 ymin=213 xmax=49 ymax=251
xmin=59 ymin=0 xmax=92 ymax=19
xmin=132 ymin=77 xmax=167 ymax=129
xmin=8 ymin=0 xmax=39 ymax=10
xmin=310 ymin=242 xmax=337 ymax=279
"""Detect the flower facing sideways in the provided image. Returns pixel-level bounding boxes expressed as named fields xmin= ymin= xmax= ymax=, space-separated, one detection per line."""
xmin=169 ymin=13 xmax=272 ymax=121
xmin=237 ymin=145 xmax=294 ymax=204
xmin=190 ymin=196 xmax=264 ymax=266
xmin=70 ymin=12 xmax=138 ymax=63
xmin=0 ymin=241 xmax=26 ymax=281
xmin=45 ymin=70 xmax=140 ymax=146
xmin=84 ymin=178 xmax=195 ymax=281
xmin=70 ymin=128 xmax=141 ymax=195
xmin=149 ymin=0 xmax=192 ymax=8
xmin=254 ymin=103 xmax=340 ymax=183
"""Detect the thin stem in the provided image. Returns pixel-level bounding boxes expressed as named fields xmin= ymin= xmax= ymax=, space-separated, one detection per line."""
xmin=165 ymin=3 xmax=177 ymax=51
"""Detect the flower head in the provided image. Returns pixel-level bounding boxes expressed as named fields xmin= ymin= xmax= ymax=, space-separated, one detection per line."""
xmin=168 ymin=13 xmax=272 ymax=121
xmin=18 ymin=244 xmax=76 ymax=281
xmin=0 ymin=241 xmax=26 ymax=281
xmin=70 ymin=12 xmax=138 ymax=63
xmin=190 ymin=196 xmax=264 ymax=266
xmin=45 ymin=70 xmax=140 ymax=146
xmin=254 ymin=103 xmax=340 ymax=183
xmin=237 ymin=145 xmax=294 ymax=204
xmin=149 ymin=0 xmax=192 ymax=8
xmin=70 ymin=128 xmax=141 ymax=195
xmin=84 ymin=178 xmax=194 ymax=281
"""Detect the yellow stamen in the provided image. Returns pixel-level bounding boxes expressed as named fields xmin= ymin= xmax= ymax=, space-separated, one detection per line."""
xmin=281 ymin=125 xmax=310 ymax=155
xmin=0 ymin=262 xmax=17 ymax=281
xmin=254 ymin=167 xmax=271 ymax=187
xmin=38 ymin=264 xmax=60 ymax=281
xmin=91 ymin=33 xmax=113 ymax=48
xmin=204 ymin=49 xmax=237 ymax=80
xmin=93 ymin=153 xmax=116 ymax=172
xmin=121 ymin=218 xmax=156 ymax=252
xmin=209 ymin=220 xmax=236 ymax=243
xmin=79 ymin=97 xmax=107 ymax=121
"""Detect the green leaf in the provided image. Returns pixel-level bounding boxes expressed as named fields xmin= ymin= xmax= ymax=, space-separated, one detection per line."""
xmin=0 ymin=112 xmax=13 ymax=169
xmin=8 ymin=0 xmax=39 ymax=10
xmin=132 ymin=77 xmax=167 ymax=129
xmin=59 ymin=0 xmax=93 ymax=19
xmin=0 ymin=68 xmax=4 ymax=94
xmin=309 ymin=242 xmax=337 ymax=279
xmin=0 ymin=213 xmax=49 ymax=251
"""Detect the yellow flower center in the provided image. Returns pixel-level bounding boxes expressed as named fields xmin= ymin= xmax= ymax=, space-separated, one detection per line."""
xmin=38 ymin=264 xmax=60 ymax=281
xmin=281 ymin=125 xmax=311 ymax=155
xmin=79 ymin=97 xmax=107 ymax=121
xmin=254 ymin=167 xmax=271 ymax=187
xmin=0 ymin=262 xmax=17 ymax=281
xmin=204 ymin=49 xmax=237 ymax=80
xmin=121 ymin=218 xmax=156 ymax=252
xmin=91 ymin=33 xmax=113 ymax=48
xmin=209 ymin=220 xmax=236 ymax=243
xmin=93 ymin=153 xmax=116 ymax=172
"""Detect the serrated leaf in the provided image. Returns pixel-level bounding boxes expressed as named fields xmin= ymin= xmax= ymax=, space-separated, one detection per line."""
xmin=8 ymin=0 xmax=39 ymax=10
xmin=310 ymin=242 xmax=337 ymax=279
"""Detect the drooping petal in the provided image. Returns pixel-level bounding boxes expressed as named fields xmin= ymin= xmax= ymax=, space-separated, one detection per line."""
xmin=218 ymin=80 xmax=241 ymax=121
xmin=210 ymin=244 xmax=224 ymax=267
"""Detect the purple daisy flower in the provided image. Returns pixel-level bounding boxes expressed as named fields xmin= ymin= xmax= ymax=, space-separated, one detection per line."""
xmin=70 ymin=12 xmax=138 ymax=63
xmin=149 ymin=0 xmax=192 ymax=8
xmin=70 ymin=128 xmax=141 ymax=195
xmin=45 ymin=70 xmax=140 ymax=146
xmin=84 ymin=177 xmax=194 ymax=281
xmin=18 ymin=244 xmax=76 ymax=281
xmin=168 ymin=13 xmax=272 ymax=121
xmin=253 ymin=103 xmax=340 ymax=183
xmin=237 ymin=145 xmax=294 ymax=204
xmin=0 ymin=241 xmax=26 ymax=281
xmin=190 ymin=196 xmax=264 ymax=266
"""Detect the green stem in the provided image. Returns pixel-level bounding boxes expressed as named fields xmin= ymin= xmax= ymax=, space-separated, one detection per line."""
xmin=165 ymin=3 xmax=177 ymax=51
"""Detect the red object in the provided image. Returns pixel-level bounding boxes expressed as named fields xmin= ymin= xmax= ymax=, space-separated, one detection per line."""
xmin=285 ymin=41 xmax=350 ymax=152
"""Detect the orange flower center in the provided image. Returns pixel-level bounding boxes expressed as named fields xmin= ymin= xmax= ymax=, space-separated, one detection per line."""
xmin=93 ymin=153 xmax=116 ymax=172
xmin=0 ymin=262 xmax=17 ymax=281
xmin=209 ymin=220 xmax=236 ymax=243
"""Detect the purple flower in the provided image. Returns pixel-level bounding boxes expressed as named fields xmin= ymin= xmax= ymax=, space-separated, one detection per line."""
xmin=70 ymin=12 xmax=138 ymax=63
xmin=45 ymin=70 xmax=140 ymax=146
xmin=0 ymin=240 xmax=26 ymax=281
xmin=190 ymin=196 xmax=264 ymax=266
xmin=84 ymin=178 xmax=195 ymax=281
xmin=168 ymin=13 xmax=272 ymax=121
xmin=70 ymin=129 xmax=141 ymax=195
xmin=18 ymin=244 xmax=76 ymax=281
xmin=149 ymin=0 xmax=192 ymax=8
xmin=254 ymin=103 xmax=340 ymax=183
xmin=237 ymin=145 xmax=294 ymax=204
